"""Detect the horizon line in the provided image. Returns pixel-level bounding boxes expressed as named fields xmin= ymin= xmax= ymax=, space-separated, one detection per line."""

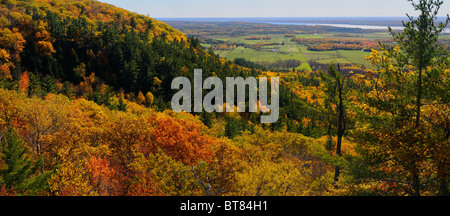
xmin=155 ymin=16 xmax=450 ymax=19
xmin=156 ymin=16 xmax=408 ymax=19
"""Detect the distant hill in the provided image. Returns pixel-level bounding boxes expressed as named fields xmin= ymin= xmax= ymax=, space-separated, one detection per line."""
xmin=0 ymin=0 xmax=255 ymax=108
xmin=0 ymin=1 xmax=341 ymax=197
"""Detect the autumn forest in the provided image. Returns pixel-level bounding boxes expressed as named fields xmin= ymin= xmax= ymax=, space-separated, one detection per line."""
xmin=0 ymin=0 xmax=449 ymax=197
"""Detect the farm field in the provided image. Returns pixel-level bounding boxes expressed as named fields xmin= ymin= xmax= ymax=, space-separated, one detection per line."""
xmin=208 ymin=33 xmax=376 ymax=70
xmin=163 ymin=21 xmax=412 ymax=71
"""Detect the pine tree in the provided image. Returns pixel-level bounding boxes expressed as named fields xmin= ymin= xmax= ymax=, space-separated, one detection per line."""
xmin=118 ymin=96 xmax=127 ymax=112
xmin=354 ymin=0 xmax=450 ymax=196
xmin=225 ymin=116 xmax=243 ymax=139
xmin=389 ymin=0 xmax=450 ymax=128
xmin=200 ymin=112 xmax=213 ymax=128
xmin=388 ymin=0 xmax=449 ymax=196
xmin=0 ymin=126 xmax=49 ymax=194
xmin=59 ymin=81 xmax=73 ymax=98
xmin=41 ymin=74 xmax=57 ymax=94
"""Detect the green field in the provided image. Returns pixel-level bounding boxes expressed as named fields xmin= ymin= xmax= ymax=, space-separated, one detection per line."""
xmin=337 ymin=50 xmax=371 ymax=66
xmin=208 ymin=33 xmax=373 ymax=71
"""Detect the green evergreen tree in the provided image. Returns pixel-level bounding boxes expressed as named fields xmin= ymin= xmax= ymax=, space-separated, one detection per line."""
xmin=225 ymin=116 xmax=243 ymax=139
xmin=28 ymin=72 xmax=44 ymax=98
xmin=59 ymin=81 xmax=73 ymax=98
xmin=200 ymin=112 xmax=213 ymax=128
xmin=118 ymin=96 xmax=127 ymax=112
xmin=389 ymin=0 xmax=449 ymax=196
xmin=41 ymin=74 xmax=58 ymax=94
xmin=389 ymin=0 xmax=450 ymax=128
xmin=0 ymin=126 xmax=50 ymax=195
xmin=353 ymin=0 xmax=450 ymax=196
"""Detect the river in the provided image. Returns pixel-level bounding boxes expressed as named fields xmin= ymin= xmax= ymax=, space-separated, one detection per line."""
xmin=159 ymin=17 xmax=450 ymax=32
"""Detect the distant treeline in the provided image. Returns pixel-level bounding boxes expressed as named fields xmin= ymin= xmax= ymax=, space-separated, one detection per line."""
xmin=292 ymin=38 xmax=385 ymax=51
xmin=212 ymin=42 xmax=281 ymax=51
xmin=165 ymin=21 xmax=384 ymax=39
xmin=309 ymin=61 xmax=367 ymax=75
xmin=233 ymin=58 xmax=303 ymax=71
xmin=233 ymin=58 xmax=268 ymax=71
xmin=257 ymin=60 xmax=302 ymax=71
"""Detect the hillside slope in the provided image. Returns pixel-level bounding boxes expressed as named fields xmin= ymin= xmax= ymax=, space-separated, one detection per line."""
xmin=0 ymin=0 xmax=255 ymax=109
xmin=0 ymin=0 xmax=341 ymax=197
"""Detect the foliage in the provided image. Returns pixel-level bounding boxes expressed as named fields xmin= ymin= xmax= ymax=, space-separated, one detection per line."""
xmin=291 ymin=37 xmax=385 ymax=51
xmin=0 ymin=87 xmax=340 ymax=196
xmin=350 ymin=0 xmax=450 ymax=196
xmin=0 ymin=126 xmax=50 ymax=195
xmin=0 ymin=0 xmax=448 ymax=197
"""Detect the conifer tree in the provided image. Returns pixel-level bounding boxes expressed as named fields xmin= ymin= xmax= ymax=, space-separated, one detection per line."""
xmin=0 ymin=126 xmax=49 ymax=194
xmin=389 ymin=0 xmax=450 ymax=128
xmin=354 ymin=0 xmax=450 ymax=196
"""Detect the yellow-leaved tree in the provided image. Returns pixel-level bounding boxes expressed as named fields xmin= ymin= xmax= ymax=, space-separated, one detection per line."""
xmin=351 ymin=0 xmax=450 ymax=196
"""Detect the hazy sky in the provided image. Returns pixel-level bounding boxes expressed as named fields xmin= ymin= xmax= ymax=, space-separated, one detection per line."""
xmin=98 ymin=0 xmax=450 ymax=18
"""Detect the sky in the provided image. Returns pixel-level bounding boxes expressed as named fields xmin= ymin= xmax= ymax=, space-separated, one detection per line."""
xmin=98 ymin=0 xmax=450 ymax=18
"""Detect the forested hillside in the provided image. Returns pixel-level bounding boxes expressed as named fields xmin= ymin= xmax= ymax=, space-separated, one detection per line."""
xmin=0 ymin=0 xmax=448 ymax=196
xmin=0 ymin=0 xmax=257 ymax=109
